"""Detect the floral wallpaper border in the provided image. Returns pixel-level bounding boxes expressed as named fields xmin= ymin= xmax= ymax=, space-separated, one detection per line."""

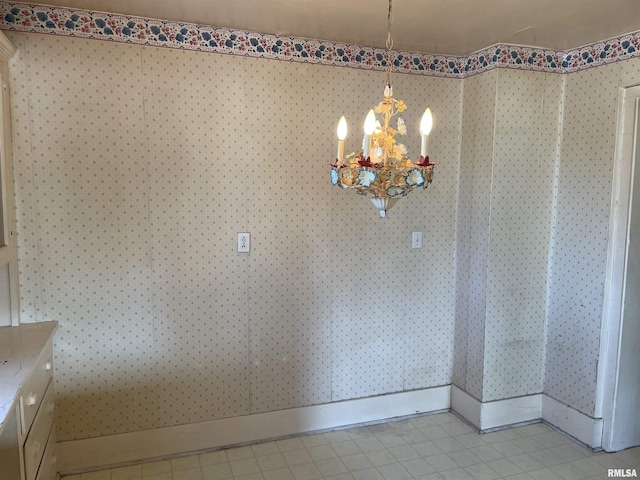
xmin=0 ymin=2 xmax=639 ymax=77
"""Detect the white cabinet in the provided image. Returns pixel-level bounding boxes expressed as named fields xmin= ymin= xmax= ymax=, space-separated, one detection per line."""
xmin=0 ymin=406 xmax=22 ymax=480
xmin=0 ymin=323 xmax=58 ymax=480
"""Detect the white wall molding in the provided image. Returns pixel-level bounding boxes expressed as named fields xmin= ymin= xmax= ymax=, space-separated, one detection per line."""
xmin=541 ymin=394 xmax=603 ymax=449
xmin=451 ymin=385 xmax=542 ymax=431
xmin=452 ymin=386 xmax=603 ymax=448
xmin=481 ymin=394 xmax=543 ymax=431
xmin=0 ymin=30 xmax=15 ymax=61
xmin=451 ymin=385 xmax=482 ymax=428
xmin=58 ymin=386 xmax=451 ymax=474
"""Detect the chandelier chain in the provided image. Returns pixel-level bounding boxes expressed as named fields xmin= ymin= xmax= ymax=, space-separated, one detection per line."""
xmin=385 ymin=0 xmax=394 ymax=88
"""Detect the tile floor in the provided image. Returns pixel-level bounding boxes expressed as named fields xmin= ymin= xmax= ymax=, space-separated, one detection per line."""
xmin=62 ymin=412 xmax=639 ymax=480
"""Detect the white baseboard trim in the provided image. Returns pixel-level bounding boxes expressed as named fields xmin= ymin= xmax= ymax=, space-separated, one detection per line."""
xmin=58 ymin=386 xmax=451 ymax=473
xmin=451 ymin=384 xmax=481 ymax=428
xmin=541 ymin=394 xmax=603 ymax=448
xmin=451 ymin=385 xmax=542 ymax=431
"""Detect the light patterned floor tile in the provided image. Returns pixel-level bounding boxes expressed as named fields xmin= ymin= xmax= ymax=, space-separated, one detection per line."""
xmin=413 ymin=440 xmax=445 ymax=457
xmin=376 ymin=433 xmax=407 ymax=448
xmin=251 ymin=442 xmax=280 ymax=457
xmin=112 ymin=465 xmax=143 ymax=480
xmin=439 ymin=468 xmax=474 ymax=480
xmin=507 ymin=453 xmax=546 ymax=472
xmin=401 ymin=457 xmax=436 ymax=477
xmin=276 ymin=438 xmax=306 ymax=453
xmin=398 ymin=428 xmax=430 ymax=444
xmin=376 ymin=462 xmax=413 ymax=480
xmin=256 ymin=453 xmax=287 ymax=472
xmin=422 ymin=426 xmax=451 ymax=440
xmin=526 ymin=467 xmax=566 ymax=480
xmin=301 ymin=434 xmax=329 ymax=448
xmin=455 ymin=433 xmax=485 ymax=449
xmin=550 ymin=462 xmax=594 ymax=480
xmin=324 ymin=430 xmax=352 ymax=444
xmin=201 ymin=462 xmax=232 ymax=480
xmin=225 ymin=446 xmax=255 ymax=461
xmin=463 ymin=463 xmax=501 ymax=480
xmin=426 ymin=453 xmax=460 ymax=472
xmin=262 ymin=467 xmax=295 ymax=480
xmin=234 ymin=473 xmax=264 ymax=480
xmin=307 ymin=444 xmax=338 ymax=461
xmin=415 ymin=473 xmax=446 ymax=480
xmin=82 ymin=472 xmax=111 ymax=480
xmin=325 ymin=473 xmax=356 ymax=480
xmin=437 ymin=437 xmax=467 ymax=453
xmin=467 ymin=445 xmax=503 ymax=462
xmin=60 ymin=413 xmax=638 ymax=480
xmin=315 ymin=457 xmax=349 ymax=476
xmin=333 ymin=440 xmax=362 ymax=457
xmin=143 ymin=460 xmax=171 ymax=477
xmin=527 ymin=448 xmax=566 ymax=468
xmin=502 ymin=474 xmax=535 ymax=480
xmin=342 ymin=453 xmax=374 ymax=472
xmin=171 ymin=468 xmax=202 ymax=480
xmin=282 ymin=448 xmax=314 ymax=466
xmin=448 ymin=449 xmax=483 ymax=468
xmin=141 ymin=474 xmax=171 ymax=480
xmin=388 ymin=444 xmax=421 ymax=461
xmin=289 ymin=462 xmax=323 ymax=480
xmin=198 ymin=451 xmax=228 ymax=467
xmin=484 ymin=457 xmax=523 ymax=477
xmin=351 ymin=468 xmax=385 ymax=480
xmin=354 ymin=437 xmax=386 ymax=453
xmin=171 ymin=456 xmax=200 ymax=472
xmin=229 ymin=457 xmax=261 ymax=477
xmin=364 ymin=448 xmax=397 ymax=467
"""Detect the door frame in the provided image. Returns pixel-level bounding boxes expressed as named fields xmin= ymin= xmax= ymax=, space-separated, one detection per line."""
xmin=597 ymin=83 xmax=640 ymax=451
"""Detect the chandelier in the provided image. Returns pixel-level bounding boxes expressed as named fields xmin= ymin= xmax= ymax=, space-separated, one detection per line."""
xmin=330 ymin=0 xmax=435 ymax=218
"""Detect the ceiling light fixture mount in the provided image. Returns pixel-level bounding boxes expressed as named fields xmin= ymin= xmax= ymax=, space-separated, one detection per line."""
xmin=330 ymin=0 xmax=435 ymax=218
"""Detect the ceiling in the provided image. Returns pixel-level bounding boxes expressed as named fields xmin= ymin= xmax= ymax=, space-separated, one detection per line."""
xmin=35 ymin=0 xmax=640 ymax=56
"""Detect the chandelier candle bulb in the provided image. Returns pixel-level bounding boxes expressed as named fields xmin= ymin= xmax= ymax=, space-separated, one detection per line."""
xmin=420 ymin=108 xmax=433 ymax=157
xmin=363 ymin=109 xmax=376 ymax=159
xmin=337 ymin=116 xmax=347 ymax=161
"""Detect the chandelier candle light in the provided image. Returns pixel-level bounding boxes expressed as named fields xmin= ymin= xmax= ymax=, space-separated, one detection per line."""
xmin=330 ymin=0 xmax=435 ymax=218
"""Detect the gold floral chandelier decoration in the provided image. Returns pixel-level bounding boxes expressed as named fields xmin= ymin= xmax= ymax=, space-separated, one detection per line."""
xmin=330 ymin=0 xmax=435 ymax=218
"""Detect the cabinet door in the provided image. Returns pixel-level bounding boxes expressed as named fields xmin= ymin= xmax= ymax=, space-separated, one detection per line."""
xmin=0 ymin=407 xmax=24 ymax=480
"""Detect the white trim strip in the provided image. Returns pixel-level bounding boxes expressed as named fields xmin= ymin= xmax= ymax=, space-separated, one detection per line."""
xmin=542 ymin=394 xmax=603 ymax=448
xmin=451 ymin=385 xmax=542 ymax=431
xmin=58 ymin=386 xmax=451 ymax=473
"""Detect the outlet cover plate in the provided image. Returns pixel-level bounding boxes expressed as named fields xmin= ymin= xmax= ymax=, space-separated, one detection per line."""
xmin=238 ymin=233 xmax=250 ymax=253
xmin=412 ymin=231 xmax=422 ymax=249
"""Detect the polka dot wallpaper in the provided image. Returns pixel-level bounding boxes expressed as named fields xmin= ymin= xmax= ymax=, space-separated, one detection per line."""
xmin=483 ymin=69 xmax=561 ymax=401
xmin=7 ymin=32 xmax=461 ymax=441
xmin=6 ymin=27 xmax=640 ymax=442
xmin=452 ymin=70 xmax=498 ymax=400
xmin=544 ymin=62 xmax=624 ymax=415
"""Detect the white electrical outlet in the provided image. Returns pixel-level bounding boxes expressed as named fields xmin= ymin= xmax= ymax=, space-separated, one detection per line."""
xmin=238 ymin=233 xmax=250 ymax=253
xmin=412 ymin=231 xmax=422 ymax=249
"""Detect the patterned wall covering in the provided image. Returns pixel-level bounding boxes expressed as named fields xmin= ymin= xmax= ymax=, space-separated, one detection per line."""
xmin=5 ymin=1 xmax=640 ymax=442
xmin=8 ymin=31 xmax=461 ymax=440
xmin=453 ymin=70 xmax=561 ymax=403
xmin=544 ymin=60 xmax=640 ymax=416
xmin=482 ymin=69 xmax=561 ymax=401
xmin=452 ymin=71 xmax=497 ymax=399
